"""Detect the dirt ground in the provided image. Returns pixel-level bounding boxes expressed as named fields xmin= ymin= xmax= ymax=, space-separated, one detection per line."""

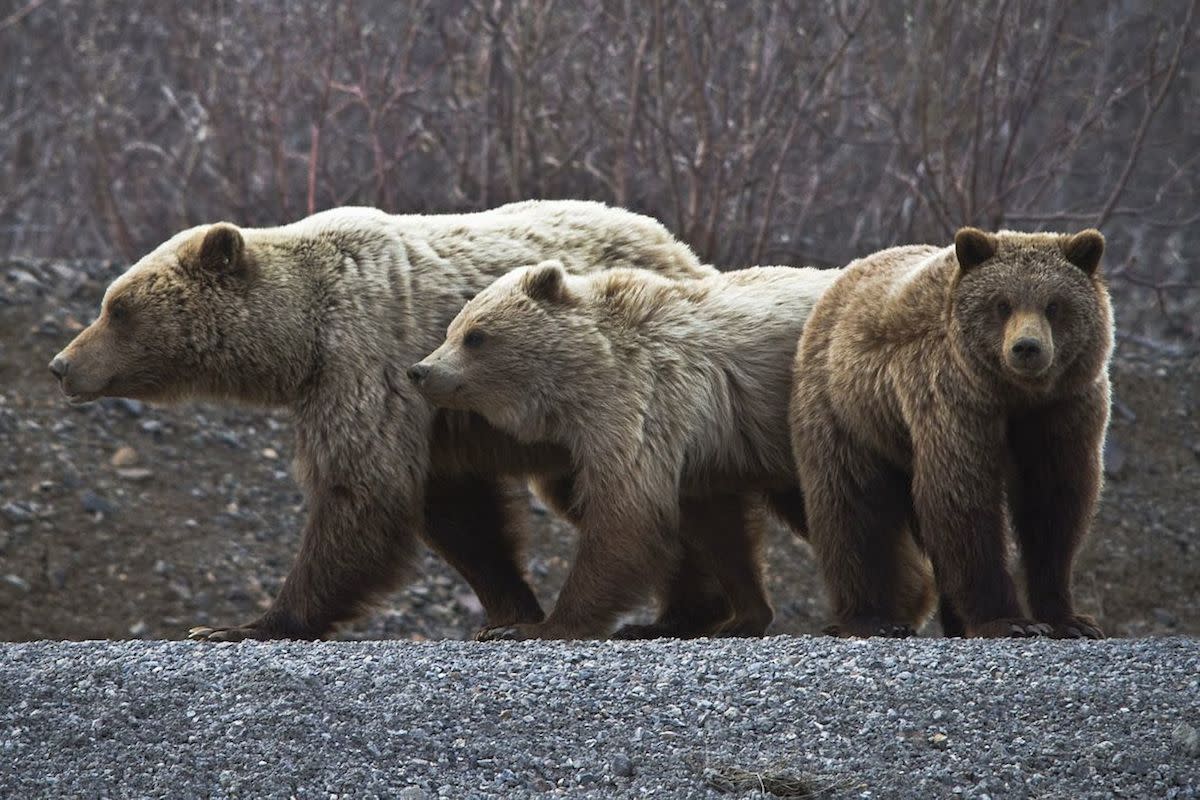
xmin=1 ymin=258 xmax=1197 ymax=641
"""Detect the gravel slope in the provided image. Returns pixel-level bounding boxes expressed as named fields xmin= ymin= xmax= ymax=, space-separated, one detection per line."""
xmin=2 ymin=638 xmax=1197 ymax=799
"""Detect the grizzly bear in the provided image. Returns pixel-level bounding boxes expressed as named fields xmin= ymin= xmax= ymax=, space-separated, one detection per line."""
xmin=49 ymin=201 xmax=726 ymax=641
xmin=789 ymin=227 xmax=1112 ymax=639
xmin=409 ymin=261 xmax=839 ymax=640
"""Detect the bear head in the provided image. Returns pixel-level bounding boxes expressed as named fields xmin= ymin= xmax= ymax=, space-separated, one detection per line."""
xmin=409 ymin=260 xmax=597 ymax=441
xmin=50 ymin=222 xmax=282 ymax=405
xmin=950 ymin=227 xmax=1112 ymax=395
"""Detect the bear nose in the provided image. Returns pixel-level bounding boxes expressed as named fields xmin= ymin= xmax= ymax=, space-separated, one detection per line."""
xmin=1011 ymin=338 xmax=1042 ymax=360
xmin=407 ymin=363 xmax=430 ymax=384
xmin=48 ymin=355 xmax=70 ymax=379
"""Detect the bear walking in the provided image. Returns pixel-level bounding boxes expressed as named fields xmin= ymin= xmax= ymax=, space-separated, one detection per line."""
xmin=410 ymin=262 xmax=839 ymax=640
xmin=50 ymin=201 xmax=717 ymax=641
xmin=789 ymin=228 xmax=1112 ymax=638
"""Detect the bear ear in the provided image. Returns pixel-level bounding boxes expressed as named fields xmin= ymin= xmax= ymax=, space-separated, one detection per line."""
xmin=1062 ymin=229 xmax=1104 ymax=275
xmin=521 ymin=260 xmax=569 ymax=303
xmin=195 ymin=223 xmax=246 ymax=275
xmin=954 ymin=227 xmax=997 ymax=272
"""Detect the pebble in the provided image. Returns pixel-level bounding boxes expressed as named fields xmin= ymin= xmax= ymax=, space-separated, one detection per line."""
xmin=116 ymin=468 xmax=154 ymax=482
xmin=110 ymin=446 xmax=139 ymax=467
xmin=1174 ymin=723 xmax=1200 ymax=757
xmin=2 ymin=574 xmax=31 ymax=592
xmin=80 ymin=490 xmax=117 ymax=515
xmin=611 ymin=752 xmax=634 ymax=777
xmin=1104 ymin=439 xmax=1127 ymax=479
xmin=1 ymin=501 xmax=34 ymax=523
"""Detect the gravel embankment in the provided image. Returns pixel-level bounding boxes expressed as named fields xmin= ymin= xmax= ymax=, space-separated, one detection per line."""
xmin=1 ymin=638 xmax=1198 ymax=798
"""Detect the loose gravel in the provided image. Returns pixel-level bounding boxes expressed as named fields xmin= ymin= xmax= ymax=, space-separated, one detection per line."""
xmin=1 ymin=638 xmax=1197 ymax=798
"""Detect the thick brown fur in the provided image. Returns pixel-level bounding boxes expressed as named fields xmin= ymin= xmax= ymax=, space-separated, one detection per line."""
xmin=412 ymin=263 xmax=839 ymax=639
xmin=51 ymin=201 xmax=724 ymax=641
xmin=790 ymin=228 xmax=1112 ymax=639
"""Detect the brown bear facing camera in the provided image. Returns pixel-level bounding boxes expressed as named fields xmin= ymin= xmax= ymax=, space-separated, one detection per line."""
xmin=790 ymin=228 xmax=1112 ymax=639
xmin=50 ymin=201 xmax=730 ymax=641
xmin=411 ymin=262 xmax=839 ymax=640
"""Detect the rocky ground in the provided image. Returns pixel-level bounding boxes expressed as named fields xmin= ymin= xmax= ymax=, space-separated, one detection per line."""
xmin=1 ymin=638 xmax=1198 ymax=798
xmin=1 ymin=258 xmax=1199 ymax=642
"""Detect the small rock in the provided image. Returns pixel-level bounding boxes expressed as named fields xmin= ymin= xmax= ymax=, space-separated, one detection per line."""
xmin=261 ymin=447 xmax=279 ymax=460
xmin=611 ymin=753 xmax=634 ymax=778
xmin=116 ymin=398 xmax=145 ymax=417
xmin=1 ymin=501 xmax=34 ymax=523
xmin=3 ymin=574 xmax=31 ymax=592
xmin=1103 ymin=440 xmax=1127 ymax=479
xmin=129 ymin=620 xmax=148 ymax=637
xmin=1152 ymin=608 xmax=1178 ymax=628
xmin=7 ymin=268 xmax=42 ymax=289
xmin=140 ymin=420 xmax=164 ymax=435
xmin=1173 ymin=722 xmax=1200 ymax=757
xmin=110 ymin=446 xmax=139 ymax=467
xmin=398 ymin=788 xmax=428 ymax=800
xmin=116 ymin=468 xmax=154 ymax=482
xmin=577 ymin=773 xmax=600 ymax=786
xmin=929 ymin=732 xmax=949 ymax=749
xmin=80 ymin=490 xmax=117 ymax=515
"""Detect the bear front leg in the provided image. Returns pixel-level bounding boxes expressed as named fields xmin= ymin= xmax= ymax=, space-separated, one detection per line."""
xmin=480 ymin=470 xmax=682 ymax=641
xmin=189 ymin=485 xmax=418 ymax=642
xmin=1007 ymin=383 xmax=1109 ymax=639
xmin=911 ymin=417 xmax=1047 ymax=638
xmin=793 ymin=411 xmax=928 ymax=638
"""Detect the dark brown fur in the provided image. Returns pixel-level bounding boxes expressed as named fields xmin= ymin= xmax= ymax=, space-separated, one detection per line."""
xmin=790 ymin=228 xmax=1112 ymax=639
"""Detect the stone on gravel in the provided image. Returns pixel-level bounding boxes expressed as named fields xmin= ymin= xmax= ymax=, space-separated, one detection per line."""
xmin=110 ymin=446 xmax=139 ymax=467
xmin=79 ymin=490 xmax=116 ymax=515
xmin=1174 ymin=722 xmax=1200 ymax=758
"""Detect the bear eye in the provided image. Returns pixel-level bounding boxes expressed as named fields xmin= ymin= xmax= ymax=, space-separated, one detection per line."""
xmin=996 ymin=300 xmax=1012 ymax=318
xmin=108 ymin=300 xmax=131 ymax=323
xmin=1045 ymin=301 xmax=1060 ymax=320
xmin=462 ymin=329 xmax=486 ymax=349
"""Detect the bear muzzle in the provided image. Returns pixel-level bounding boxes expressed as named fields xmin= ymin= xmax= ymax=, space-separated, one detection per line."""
xmin=406 ymin=363 xmax=431 ymax=385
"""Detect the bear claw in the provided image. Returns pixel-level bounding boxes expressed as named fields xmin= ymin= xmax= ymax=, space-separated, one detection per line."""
xmin=188 ymin=625 xmax=264 ymax=643
xmin=823 ymin=619 xmax=915 ymax=638
xmin=1046 ymin=614 xmax=1104 ymax=640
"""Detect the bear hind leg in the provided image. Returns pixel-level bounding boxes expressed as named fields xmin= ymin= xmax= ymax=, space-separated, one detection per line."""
xmin=422 ymin=475 xmax=545 ymax=632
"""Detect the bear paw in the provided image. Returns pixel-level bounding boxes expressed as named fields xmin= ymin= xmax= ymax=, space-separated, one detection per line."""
xmin=1044 ymin=614 xmax=1104 ymax=640
xmin=611 ymin=622 xmax=684 ymax=640
xmin=187 ymin=624 xmax=269 ymax=643
xmin=966 ymin=618 xmax=1054 ymax=638
xmin=475 ymin=623 xmax=539 ymax=641
xmin=823 ymin=618 xmax=916 ymax=638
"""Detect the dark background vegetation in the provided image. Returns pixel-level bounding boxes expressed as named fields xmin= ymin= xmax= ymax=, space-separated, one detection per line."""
xmin=2 ymin=0 xmax=1198 ymax=339
xmin=1 ymin=0 xmax=1198 ymax=641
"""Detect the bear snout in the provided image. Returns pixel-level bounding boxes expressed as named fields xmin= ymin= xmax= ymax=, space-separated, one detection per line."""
xmin=1005 ymin=335 xmax=1053 ymax=377
xmin=1010 ymin=337 xmax=1042 ymax=359
xmin=48 ymin=355 xmax=70 ymax=380
xmin=407 ymin=363 xmax=431 ymax=385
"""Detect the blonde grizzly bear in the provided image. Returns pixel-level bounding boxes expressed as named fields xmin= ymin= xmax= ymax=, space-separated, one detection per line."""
xmin=49 ymin=200 xmax=722 ymax=641
xmin=409 ymin=262 xmax=839 ymax=640
xmin=790 ymin=228 xmax=1112 ymax=639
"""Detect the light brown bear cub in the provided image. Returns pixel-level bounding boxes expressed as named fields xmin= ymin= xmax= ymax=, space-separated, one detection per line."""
xmin=50 ymin=201 xmax=717 ymax=641
xmin=790 ymin=228 xmax=1112 ymax=639
xmin=410 ymin=262 xmax=839 ymax=640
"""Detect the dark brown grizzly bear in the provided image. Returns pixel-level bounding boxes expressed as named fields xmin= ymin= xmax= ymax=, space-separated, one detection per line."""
xmin=790 ymin=228 xmax=1112 ymax=639
xmin=49 ymin=201 xmax=732 ymax=641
